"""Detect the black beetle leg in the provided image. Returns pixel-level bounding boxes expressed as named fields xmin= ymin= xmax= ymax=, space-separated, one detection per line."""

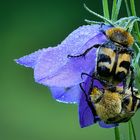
xmin=67 ymin=44 xmax=100 ymax=58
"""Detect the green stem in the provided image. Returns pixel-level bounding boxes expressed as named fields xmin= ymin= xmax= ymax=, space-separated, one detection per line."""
xmin=84 ymin=4 xmax=114 ymax=25
xmin=130 ymin=119 xmax=137 ymax=140
xmin=114 ymin=126 xmax=121 ymax=140
xmin=111 ymin=0 xmax=122 ymax=21
xmin=130 ymin=0 xmax=137 ymax=19
xmin=124 ymin=0 xmax=131 ymax=16
xmin=130 ymin=0 xmax=140 ymax=40
xmin=102 ymin=0 xmax=110 ymax=19
xmin=111 ymin=0 xmax=117 ymax=21
xmin=130 ymin=0 xmax=136 ymax=16
xmin=116 ymin=0 xmax=122 ymax=20
xmin=128 ymin=121 xmax=132 ymax=140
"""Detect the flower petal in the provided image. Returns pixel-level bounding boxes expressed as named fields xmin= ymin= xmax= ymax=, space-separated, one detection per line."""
xmin=35 ymin=25 xmax=105 ymax=78
xmin=78 ymin=92 xmax=95 ymax=127
xmin=78 ymin=77 xmax=104 ymax=128
xmin=16 ymin=25 xmax=110 ymax=88
xmin=34 ymin=27 xmax=108 ymax=87
xmin=34 ymin=46 xmax=69 ymax=83
xmin=79 ymin=76 xmax=118 ymax=128
xmin=35 ymin=48 xmax=96 ymax=87
xmin=15 ymin=49 xmax=44 ymax=68
xmin=98 ymin=121 xmax=118 ymax=128
xmin=17 ymin=25 xmax=109 ymax=87
xmin=50 ymin=85 xmax=81 ymax=104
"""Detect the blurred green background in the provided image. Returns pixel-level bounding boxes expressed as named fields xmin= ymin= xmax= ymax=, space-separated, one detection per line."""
xmin=1 ymin=0 xmax=140 ymax=140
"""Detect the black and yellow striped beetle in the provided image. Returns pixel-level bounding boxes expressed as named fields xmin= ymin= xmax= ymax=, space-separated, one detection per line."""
xmin=96 ymin=27 xmax=134 ymax=90
xmin=90 ymin=86 xmax=140 ymax=124
xmin=68 ymin=27 xmax=134 ymax=92
xmin=68 ymin=8 xmax=140 ymax=92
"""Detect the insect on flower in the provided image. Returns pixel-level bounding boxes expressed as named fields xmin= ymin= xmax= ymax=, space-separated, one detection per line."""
xmin=15 ymin=4 xmax=140 ymax=128
xmin=90 ymin=86 xmax=140 ymax=124
xmin=68 ymin=5 xmax=139 ymax=93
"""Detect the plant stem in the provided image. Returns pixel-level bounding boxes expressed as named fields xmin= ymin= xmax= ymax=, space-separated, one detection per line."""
xmin=128 ymin=121 xmax=132 ymax=140
xmin=111 ymin=0 xmax=117 ymax=21
xmin=84 ymin=4 xmax=113 ymax=25
xmin=124 ymin=0 xmax=131 ymax=16
xmin=130 ymin=119 xmax=137 ymax=140
xmin=111 ymin=0 xmax=122 ymax=21
xmin=114 ymin=126 xmax=121 ymax=140
xmin=130 ymin=0 xmax=140 ymax=40
xmin=102 ymin=0 xmax=110 ymax=19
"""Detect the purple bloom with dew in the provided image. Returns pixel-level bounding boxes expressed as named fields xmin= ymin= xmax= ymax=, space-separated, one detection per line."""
xmin=16 ymin=5 xmax=140 ymax=128
xmin=16 ymin=24 xmax=117 ymax=128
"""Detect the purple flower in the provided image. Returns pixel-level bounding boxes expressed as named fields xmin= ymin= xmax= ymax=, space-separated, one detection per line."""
xmin=16 ymin=24 xmax=117 ymax=128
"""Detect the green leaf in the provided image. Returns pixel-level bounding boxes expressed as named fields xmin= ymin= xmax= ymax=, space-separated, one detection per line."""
xmin=102 ymin=0 xmax=110 ymax=19
xmin=124 ymin=0 xmax=131 ymax=16
xmin=84 ymin=3 xmax=113 ymax=25
xmin=130 ymin=0 xmax=140 ymax=41
xmin=111 ymin=0 xmax=122 ymax=21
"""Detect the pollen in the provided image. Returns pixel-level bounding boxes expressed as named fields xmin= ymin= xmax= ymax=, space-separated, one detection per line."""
xmin=91 ymin=87 xmax=99 ymax=95
xmin=106 ymin=27 xmax=134 ymax=46
xmin=90 ymin=87 xmax=103 ymax=102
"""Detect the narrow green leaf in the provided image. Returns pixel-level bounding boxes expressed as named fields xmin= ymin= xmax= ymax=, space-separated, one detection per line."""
xmin=124 ymin=0 xmax=131 ymax=16
xmin=85 ymin=19 xmax=103 ymax=25
xmin=111 ymin=0 xmax=122 ymax=21
xmin=130 ymin=0 xmax=140 ymax=40
xmin=84 ymin=4 xmax=114 ymax=25
xmin=130 ymin=0 xmax=137 ymax=17
xmin=125 ymin=17 xmax=140 ymax=32
xmin=116 ymin=0 xmax=122 ymax=20
xmin=102 ymin=0 xmax=110 ymax=19
xmin=111 ymin=0 xmax=117 ymax=21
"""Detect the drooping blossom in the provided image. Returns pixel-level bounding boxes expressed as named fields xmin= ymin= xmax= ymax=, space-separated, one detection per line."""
xmin=16 ymin=24 xmax=118 ymax=128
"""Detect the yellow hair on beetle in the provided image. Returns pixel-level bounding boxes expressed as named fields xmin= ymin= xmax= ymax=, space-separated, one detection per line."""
xmin=90 ymin=86 xmax=140 ymax=124
xmin=106 ymin=27 xmax=134 ymax=46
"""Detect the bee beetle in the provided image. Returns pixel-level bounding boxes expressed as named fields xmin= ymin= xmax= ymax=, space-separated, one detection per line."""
xmin=68 ymin=27 xmax=134 ymax=91
xmin=97 ymin=27 xmax=134 ymax=87
xmin=90 ymin=86 xmax=140 ymax=124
